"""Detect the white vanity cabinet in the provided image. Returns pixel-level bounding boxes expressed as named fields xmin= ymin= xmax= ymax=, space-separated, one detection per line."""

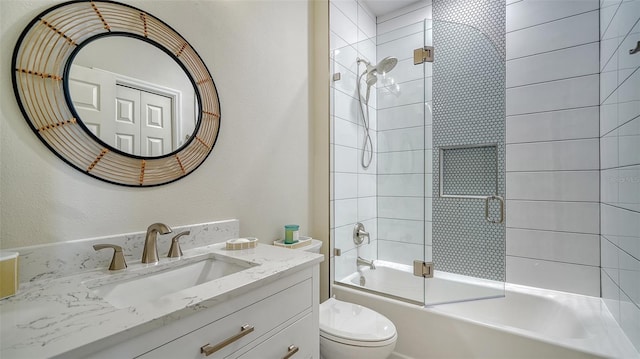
xmin=82 ymin=267 xmax=319 ymax=359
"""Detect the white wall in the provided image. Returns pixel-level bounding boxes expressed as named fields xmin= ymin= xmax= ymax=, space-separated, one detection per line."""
xmin=329 ymin=0 xmax=377 ymax=282
xmin=0 ymin=0 xmax=314 ymax=249
xmin=505 ymin=0 xmax=601 ymax=296
xmin=599 ymin=0 xmax=640 ymax=351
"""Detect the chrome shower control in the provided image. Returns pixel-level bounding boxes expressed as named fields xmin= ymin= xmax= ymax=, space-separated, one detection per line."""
xmin=353 ymin=222 xmax=370 ymax=245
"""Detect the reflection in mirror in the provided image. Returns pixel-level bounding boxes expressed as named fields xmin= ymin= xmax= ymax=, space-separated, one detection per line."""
xmin=69 ymin=36 xmax=198 ymax=157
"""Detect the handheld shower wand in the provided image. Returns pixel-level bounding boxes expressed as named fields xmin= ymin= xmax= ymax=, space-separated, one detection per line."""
xmin=356 ymin=56 xmax=398 ymax=168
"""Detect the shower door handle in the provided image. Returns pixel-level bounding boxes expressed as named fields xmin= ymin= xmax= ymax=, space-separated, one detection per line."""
xmin=484 ymin=195 xmax=504 ymax=224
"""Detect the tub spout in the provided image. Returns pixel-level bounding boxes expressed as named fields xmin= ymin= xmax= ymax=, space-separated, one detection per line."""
xmin=357 ymin=256 xmax=376 ymax=270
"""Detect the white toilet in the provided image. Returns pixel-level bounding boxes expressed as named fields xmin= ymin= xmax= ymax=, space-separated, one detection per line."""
xmin=319 ymin=297 xmax=397 ymax=359
xmin=296 ymin=240 xmax=398 ymax=359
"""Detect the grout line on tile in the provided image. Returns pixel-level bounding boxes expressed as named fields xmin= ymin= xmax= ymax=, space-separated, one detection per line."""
xmin=601 ymin=202 xmax=640 ymax=215
xmin=376 ymin=4 xmax=430 ymax=26
xmin=506 ymin=225 xmax=599 ymax=236
xmin=599 ymin=0 xmax=623 ymax=41
xmin=505 ymin=136 xmax=600 ymax=146
xmin=506 ymin=9 xmax=599 ymax=35
xmin=599 ymin=16 xmax=640 ymax=72
xmin=600 ymin=113 xmax=640 ymax=138
xmin=619 ymin=286 xmax=640 ymax=311
xmin=507 ymin=41 xmax=599 ymax=62
xmin=506 ymin=254 xmax=600 ymax=268
xmin=600 ymin=66 xmax=640 ymax=105
xmin=600 ymin=163 xmax=640 ymax=171
xmin=506 ymin=199 xmax=600 ymax=204
xmin=506 ymin=104 xmax=601 ymax=118
xmin=506 ymin=73 xmax=600 ymax=90
xmin=602 ymin=234 xmax=640 ymax=263
xmin=331 ymin=2 xmax=359 ymax=31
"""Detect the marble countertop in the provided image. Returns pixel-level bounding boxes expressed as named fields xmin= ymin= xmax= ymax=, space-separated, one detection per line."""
xmin=0 ymin=243 xmax=323 ymax=358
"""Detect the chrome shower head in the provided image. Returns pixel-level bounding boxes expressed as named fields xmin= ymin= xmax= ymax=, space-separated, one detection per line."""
xmin=358 ymin=56 xmax=398 ymax=76
xmin=374 ymin=56 xmax=398 ymax=74
xmin=358 ymin=56 xmax=398 ymax=88
xmin=357 ymin=56 xmax=399 ymax=107
xmin=365 ymin=72 xmax=378 ymax=86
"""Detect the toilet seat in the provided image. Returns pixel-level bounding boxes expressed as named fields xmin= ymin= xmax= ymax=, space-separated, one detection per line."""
xmin=321 ymin=329 xmax=398 ymax=347
xmin=319 ymin=298 xmax=397 ymax=347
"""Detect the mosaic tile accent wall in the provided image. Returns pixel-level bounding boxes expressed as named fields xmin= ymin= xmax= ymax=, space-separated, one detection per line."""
xmin=441 ymin=145 xmax=497 ymax=196
xmin=432 ymin=0 xmax=506 ymax=281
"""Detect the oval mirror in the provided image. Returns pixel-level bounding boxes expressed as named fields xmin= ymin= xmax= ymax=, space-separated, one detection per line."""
xmin=68 ymin=36 xmax=199 ymax=158
xmin=12 ymin=0 xmax=220 ymax=187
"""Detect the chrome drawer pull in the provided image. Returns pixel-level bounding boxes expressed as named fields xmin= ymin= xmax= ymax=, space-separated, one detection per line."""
xmin=282 ymin=345 xmax=299 ymax=359
xmin=200 ymin=324 xmax=254 ymax=356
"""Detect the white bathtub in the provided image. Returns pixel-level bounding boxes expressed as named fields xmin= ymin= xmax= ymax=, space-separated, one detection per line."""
xmin=335 ymin=261 xmax=639 ymax=359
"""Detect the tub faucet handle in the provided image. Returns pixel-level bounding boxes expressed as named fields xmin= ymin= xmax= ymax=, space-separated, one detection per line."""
xmin=353 ymin=222 xmax=370 ymax=245
xmin=93 ymin=244 xmax=127 ymax=270
xmin=168 ymin=231 xmax=190 ymax=258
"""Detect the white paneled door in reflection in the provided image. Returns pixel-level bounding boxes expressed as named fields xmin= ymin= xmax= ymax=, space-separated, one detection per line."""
xmin=116 ymin=85 xmax=172 ymax=157
xmin=69 ymin=65 xmax=174 ymax=157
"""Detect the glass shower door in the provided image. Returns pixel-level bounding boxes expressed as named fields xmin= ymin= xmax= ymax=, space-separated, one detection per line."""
xmin=372 ymin=19 xmax=429 ymax=304
xmin=331 ymin=20 xmax=427 ymax=305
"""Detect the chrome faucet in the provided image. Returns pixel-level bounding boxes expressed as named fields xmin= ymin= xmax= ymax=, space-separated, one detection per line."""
xmin=357 ymin=256 xmax=376 ymax=270
xmin=168 ymin=231 xmax=190 ymax=258
xmin=353 ymin=222 xmax=375 ymax=269
xmin=353 ymin=222 xmax=370 ymax=245
xmin=142 ymin=223 xmax=172 ymax=263
xmin=93 ymin=244 xmax=127 ymax=270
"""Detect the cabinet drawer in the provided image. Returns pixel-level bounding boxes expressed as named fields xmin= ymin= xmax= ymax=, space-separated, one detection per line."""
xmin=136 ymin=278 xmax=312 ymax=359
xmin=233 ymin=313 xmax=315 ymax=359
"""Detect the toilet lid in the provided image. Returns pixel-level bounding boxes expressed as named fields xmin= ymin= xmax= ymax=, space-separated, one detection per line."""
xmin=319 ymin=298 xmax=397 ymax=344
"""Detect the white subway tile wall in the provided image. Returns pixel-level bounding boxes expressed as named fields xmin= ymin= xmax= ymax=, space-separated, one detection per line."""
xmin=506 ymin=171 xmax=600 ymax=202
xmin=506 ymin=10 xmax=599 ymax=60
xmin=599 ymin=0 xmax=640 ymax=351
xmin=506 ymin=139 xmax=600 ymax=172
xmin=506 ymin=256 xmax=601 ymax=295
xmin=506 ymin=0 xmax=599 ymax=33
xmin=330 ymin=0 xmax=378 ymax=282
xmin=506 ymin=106 xmax=599 ymax=143
xmin=505 ymin=0 xmax=601 ymax=296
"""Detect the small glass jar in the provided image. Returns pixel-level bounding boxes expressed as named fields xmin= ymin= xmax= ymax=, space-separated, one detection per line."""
xmin=284 ymin=224 xmax=300 ymax=244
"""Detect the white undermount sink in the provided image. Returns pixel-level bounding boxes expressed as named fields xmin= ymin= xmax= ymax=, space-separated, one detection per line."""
xmin=86 ymin=256 xmax=256 ymax=309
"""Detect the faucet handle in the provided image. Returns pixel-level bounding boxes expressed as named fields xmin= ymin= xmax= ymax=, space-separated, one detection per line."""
xmin=168 ymin=231 xmax=190 ymax=258
xmin=93 ymin=244 xmax=127 ymax=270
xmin=353 ymin=222 xmax=370 ymax=245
